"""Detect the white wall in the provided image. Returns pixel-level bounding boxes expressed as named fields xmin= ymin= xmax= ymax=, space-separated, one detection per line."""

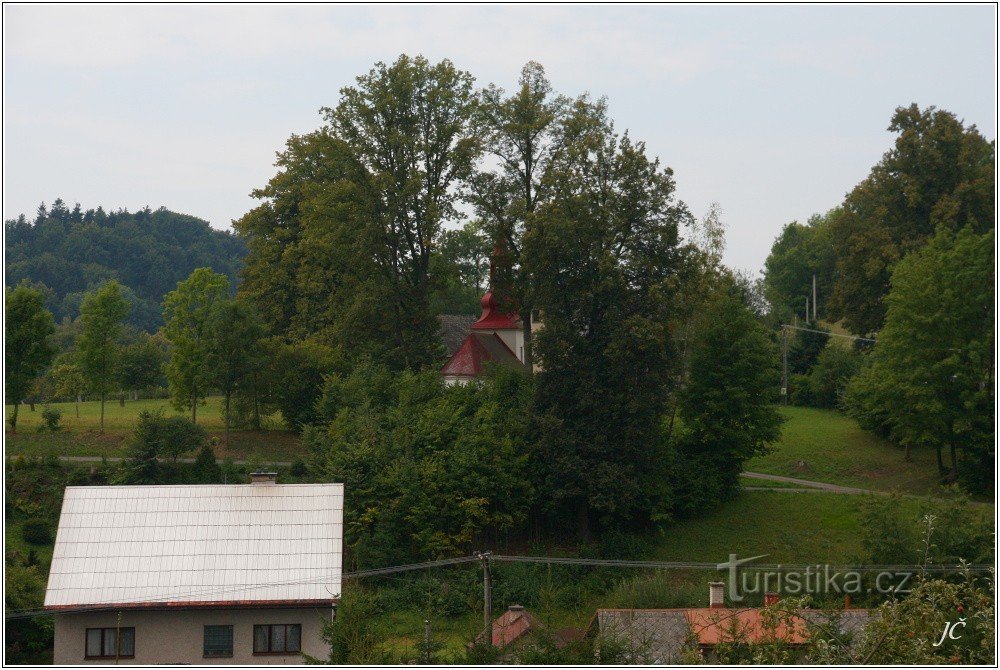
xmin=54 ymin=607 xmax=332 ymax=665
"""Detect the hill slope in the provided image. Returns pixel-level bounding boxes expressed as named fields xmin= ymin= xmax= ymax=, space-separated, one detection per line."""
xmin=5 ymin=200 xmax=246 ymax=331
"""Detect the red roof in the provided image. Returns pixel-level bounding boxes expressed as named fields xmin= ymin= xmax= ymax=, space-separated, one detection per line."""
xmin=441 ymin=332 xmax=521 ymax=378
xmin=684 ymin=608 xmax=810 ymax=646
xmin=472 ymin=292 xmax=520 ymax=331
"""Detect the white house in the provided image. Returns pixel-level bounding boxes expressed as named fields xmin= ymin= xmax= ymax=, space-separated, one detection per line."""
xmin=44 ymin=473 xmax=343 ymax=664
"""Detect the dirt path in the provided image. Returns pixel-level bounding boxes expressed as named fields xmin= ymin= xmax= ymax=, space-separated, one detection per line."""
xmin=42 ymin=455 xmax=294 ymax=467
xmin=741 ymin=471 xmax=880 ymax=495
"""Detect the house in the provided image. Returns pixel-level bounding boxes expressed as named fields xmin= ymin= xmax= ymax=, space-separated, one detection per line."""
xmin=470 ymin=604 xmax=584 ymax=658
xmin=440 ymin=290 xmax=531 ymax=385
xmin=44 ymin=473 xmax=343 ymax=664
xmin=586 ymin=583 xmax=869 ymax=664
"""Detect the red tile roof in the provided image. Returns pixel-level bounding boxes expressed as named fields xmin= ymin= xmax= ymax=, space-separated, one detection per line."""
xmin=440 ymin=332 xmax=521 ymax=378
xmin=684 ymin=608 xmax=810 ymax=646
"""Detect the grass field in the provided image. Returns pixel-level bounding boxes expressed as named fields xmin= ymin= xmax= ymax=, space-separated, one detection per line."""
xmin=5 ymin=397 xmax=303 ymax=461
xmin=749 ymin=406 xmax=946 ymax=496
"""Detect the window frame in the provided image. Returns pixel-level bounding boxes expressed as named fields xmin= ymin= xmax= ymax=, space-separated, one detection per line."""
xmin=202 ymin=624 xmax=234 ymax=658
xmin=84 ymin=627 xmax=135 ymax=660
xmin=252 ymin=623 xmax=302 ymax=655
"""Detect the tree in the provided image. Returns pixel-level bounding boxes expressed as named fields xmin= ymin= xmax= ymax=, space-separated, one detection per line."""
xmin=762 ymin=211 xmax=836 ymax=323
xmin=844 ymin=225 xmax=993 ymax=490
xmin=206 ymin=298 xmax=264 ymax=443
xmin=827 ymin=105 xmax=995 ymax=335
xmin=5 ymin=284 xmax=56 ymax=432
xmin=431 ymin=220 xmax=491 ymax=314
xmin=49 ymin=354 xmax=86 ymax=417
xmin=524 ymin=99 xmax=691 ymax=538
xmin=77 ymin=281 xmax=130 ymax=431
xmin=670 ymin=285 xmax=783 ymax=516
xmin=468 ymin=61 xmax=569 ymax=368
xmin=118 ymin=331 xmax=168 ymax=400
xmin=118 ymin=411 xmax=207 ymax=484
xmin=791 ymin=344 xmax=862 ymax=409
xmin=162 ymin=268 xmax=230 ymax=423
xmin=325 ymin=54 xmax=479 ymax=369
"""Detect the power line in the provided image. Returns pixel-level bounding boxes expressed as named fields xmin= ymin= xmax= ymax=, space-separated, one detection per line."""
xmin=781 ymin=324 xmax=877 ymax=343
xmin=8 ymin=554 xmax=990 ymax=622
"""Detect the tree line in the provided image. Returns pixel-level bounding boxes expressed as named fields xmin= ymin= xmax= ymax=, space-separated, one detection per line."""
xmin=5 ymin=202 xmax=246 ymax=332
xmin=762 ymin=104 xmax=994 ymax=492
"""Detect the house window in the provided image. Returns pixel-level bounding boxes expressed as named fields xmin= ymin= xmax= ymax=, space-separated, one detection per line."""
xmin=85 ymin=627 xmax=135 ymax=659
xmin=253 ymin=624 xmax=301 ymax=654
xmin=203 ymin=625 xmax=233 ymax=657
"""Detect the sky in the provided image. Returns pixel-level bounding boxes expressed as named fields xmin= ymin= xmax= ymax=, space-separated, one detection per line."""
xmin=3 ymin=4 xmax=996 ymax=274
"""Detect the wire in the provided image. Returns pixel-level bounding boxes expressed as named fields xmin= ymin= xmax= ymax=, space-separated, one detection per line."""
xmin=780 ymin=324 xmax=877 ymax=343
xmin=8 ymin=554 xmax=990 ymax=621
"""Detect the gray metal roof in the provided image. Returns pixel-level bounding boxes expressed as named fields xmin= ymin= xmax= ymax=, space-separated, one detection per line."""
xmin=44 ymin=483 xmax=343 ymax=608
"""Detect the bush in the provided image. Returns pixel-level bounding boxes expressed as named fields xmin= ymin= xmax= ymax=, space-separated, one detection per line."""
xmin=21 ymin=519 xmax=53 ymax=545
xmin=40 ymin=407 xmax=61 ymax=432
xmin=792 ymin=345 xmax=862 ymax=408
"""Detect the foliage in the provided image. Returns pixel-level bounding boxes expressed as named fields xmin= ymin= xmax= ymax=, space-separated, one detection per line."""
xmin=859 ymin=490 xmax=992 ymax=565
xmin=431 ymin=221 xmax=491 ymax=315
xmin=762 ymin=211 xmax=837 ymax=323
xmin=77 ymin=280 xmax=130 ymax=430
xmin=467 ymin=61 xmax=570 ymax=368
xmin=21 ymin=519 xmax=54 ymax=545
xmin=309 ymin=363 xmax=533 ymax=566
xmin=5 ymin=283 xmax=56 ymax=431
xmin=237 ymin=54 xmax=477 ymax=371
xmin=844 ymin=225 xmax=994 ymax=490
xmin=206 ymin=297 xmax=264 ymax=436
xmin=48 ymin=355 xmax=86 ymax=404
xmin=118 ymin=410 xmax=207 ymax=483
xmin=826 ymin=105 xmax=995 ymax=335
xmin=39 ymin=407 xmax=61 ymax=432
xmin=786 ymin=324 xmax=830 ymax=375
xmin=669 ymin=286 xmax=783 ymax=517
xmin=791 ymin=345 xmax=862 ymax=409
xmin=306 ymin=587 xmax=390 ymax=664
xmin=118 ymin=331 xmax=168 ymax=393
xmin=525 ymin=97 xmax=691 ymax=538
xmin=162 ymin=268 xmax=230 ymax=422
xmin=191 ymin=443 xmax=222 ymax=484
xmin=840 ymin=574 xmax=994 ymax=664
xmin=4 ymin=201 xmax=245 ymax=332
xmin=264 ymin=338 xmax=341 ymax=429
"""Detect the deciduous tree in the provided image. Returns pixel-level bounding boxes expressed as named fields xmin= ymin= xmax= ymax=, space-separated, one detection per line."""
xmin=77 ymin=281 xmax=129 ymax=431
xmin=5 ymin=284 xmax=55 ymax=432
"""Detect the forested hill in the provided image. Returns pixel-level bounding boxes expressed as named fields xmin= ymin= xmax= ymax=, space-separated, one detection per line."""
xmin=5 ymin=200 xmax=246 ymax=332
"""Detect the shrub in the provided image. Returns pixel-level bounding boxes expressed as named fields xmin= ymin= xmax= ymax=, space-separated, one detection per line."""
xmin=40 ymin=407 xmax=61 ymax=432
xmin=21 ymin=519 xmax=53 ymax=545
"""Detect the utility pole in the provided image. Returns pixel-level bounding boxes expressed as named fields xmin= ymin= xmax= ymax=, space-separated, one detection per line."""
xmin=812 ymin=274 xmax=817 ymax=322
xmin=476 ymin=551 xmax=492 ymax=647
xmin=805 ymin=297 xmax=810 ymax=325
xmin=781 ymin=326 xmax=788 ymax=406
xmin=423 ymin=619 xmax=431 ymax=664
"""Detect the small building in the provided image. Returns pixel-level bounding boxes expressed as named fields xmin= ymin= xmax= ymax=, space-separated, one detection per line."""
xmin=44 ymin=473 xmax=343 ymax=664
xmin=471 ymin=604 xmax=583 ymax=659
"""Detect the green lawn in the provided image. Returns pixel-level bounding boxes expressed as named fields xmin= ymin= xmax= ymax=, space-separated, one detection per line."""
xmin=5 ymin=397 xmax=304 ymax=461
xmin=749 ymin=406 xmax=946 ymax=496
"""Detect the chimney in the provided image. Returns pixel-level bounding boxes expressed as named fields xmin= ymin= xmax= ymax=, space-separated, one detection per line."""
xmin=764 ymin=593 xmax=779 ymax=606
xmin=709 ymin=582 xmax=725 ymax=609
xmin=249 ymin=471 xmax=277 ymax=486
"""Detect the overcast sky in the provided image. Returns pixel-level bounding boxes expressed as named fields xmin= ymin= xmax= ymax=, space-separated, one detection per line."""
xmin=3 ymin=4 xmax=996 ymax=273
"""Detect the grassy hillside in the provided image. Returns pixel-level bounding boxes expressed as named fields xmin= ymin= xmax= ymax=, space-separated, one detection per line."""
xmin=749 ymin=406 xmax=945 ymax=495
xmin=5 ymin=397 xmax=301 ymax=461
